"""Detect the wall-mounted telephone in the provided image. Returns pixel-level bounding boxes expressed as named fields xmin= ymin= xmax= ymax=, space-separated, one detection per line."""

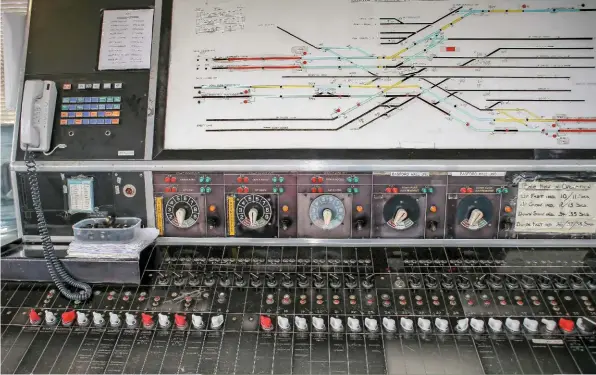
xmin=20 ymin=80 xmax=57 ymax=152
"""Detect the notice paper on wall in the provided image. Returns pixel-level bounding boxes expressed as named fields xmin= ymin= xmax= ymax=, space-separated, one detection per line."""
xmin=98 ymin=9 xmax=154 ymax=70
xmin=514 ymin=181 xmax=596 ymax=234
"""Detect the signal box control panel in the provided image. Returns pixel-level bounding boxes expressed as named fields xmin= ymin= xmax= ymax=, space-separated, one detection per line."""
xmin=151 ymin=172 xmax=596 ymax=240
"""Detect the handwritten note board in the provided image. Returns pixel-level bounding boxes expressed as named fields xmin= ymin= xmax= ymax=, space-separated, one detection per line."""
xmin=514 ymin=181 xmax=596 ymax=234
xmin=98 ymin=9 xmax=154 ymax=71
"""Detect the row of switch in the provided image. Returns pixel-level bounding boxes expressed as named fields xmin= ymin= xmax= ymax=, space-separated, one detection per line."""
xmin=62 ymin=96 xmax=121 ymax=104
xmin=61 ymin=104 xmax=121 ymax=111
xmin=29 ymin=309 xmax=595 ymax=335
xmin=59 ymin=119 xmax=120 ymax=125
xmin=155 ymin=271 xmax=595 ymax=290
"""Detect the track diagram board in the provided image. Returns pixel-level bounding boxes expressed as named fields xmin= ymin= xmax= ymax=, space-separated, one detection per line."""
xmin=165 ymin=0 xmax=596 ymax=149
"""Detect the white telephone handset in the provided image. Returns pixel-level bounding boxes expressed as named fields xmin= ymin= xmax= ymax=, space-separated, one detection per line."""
xmin=20 ymin=80 xmax=57 ymax=152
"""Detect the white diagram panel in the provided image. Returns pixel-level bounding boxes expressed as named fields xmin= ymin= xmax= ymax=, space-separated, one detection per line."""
xmin=165 ymin=0 xmax=596 ymax=149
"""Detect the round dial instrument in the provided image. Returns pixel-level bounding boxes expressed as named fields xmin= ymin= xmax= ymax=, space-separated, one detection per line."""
xmin=236 ymin=194 xmax=272 ymax=230
xmin=383 ymin=195 xmax=420 ymax=230
xmin=165 ymin=194 xmax=200 ymax=228
xmin=309 ymin=194 xmax=345 ymax=230
xmin=457 ymin=195 xmax=493 ymax=231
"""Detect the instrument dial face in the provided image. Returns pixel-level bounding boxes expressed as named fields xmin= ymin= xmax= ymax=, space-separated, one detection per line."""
xmin=165 ymin=194 xmax=200 ymax=228
xmin=457 ymin=195 xmax=493 ymax=231
xmin=383 ymin=195 xmax=420 ymax=230
xmin=309 ymin=194 xmax=345 ymax=230
xmin=236 ymin=194 xmax=272 ymax=229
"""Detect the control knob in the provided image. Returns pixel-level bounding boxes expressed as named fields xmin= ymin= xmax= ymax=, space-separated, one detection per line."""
xmin=281 ymin=273 xmax=294 ymax=288
xmin=345 ymin=274 xmax=358 ymax=289
xmin=553 ymin=275 xmax=568 ymax=289
xmin=587 ymin=275 xmax=596 ymax=290
xmin=158 ymin=313 xmax=171 ymax=329
xmin=331 ymin=317 xmax=344 ymax=332
xmin=329 ymin=274 xmax=341 ymax=289
xmin=576 ymin=317 xmax=596 ymax=334
xmin=520 ymin=275 xmax=536 ymax=289
xmin=234 ymin=272 xmax=247 ymax=287
xmin=312 ymin=317 xmax=326 ymax=332
xmin=250 ymin=273 xmax=262 ymax=287
xmin=435 ymin=318 xmax=449 ymax=333
xmin=219 ymin=272 xmax=231 ymax=287
xmin=505 ymin=274 xmax=520 ymax=290
xmin=408 ymin=275 xmax=422 ymax=288
xmin=426 ymin=220 xmax=438 ymax=232
xmin=362 ymin=274 xmax=375 ymax=289
xmin=211 ymin=314 xmax=224 ymax=330
xmin=125 ymin=313 xmax=137 ymax=328
xmin=569 ymin=274 xmax=584 ymax=289
xmin=297 ymin=274 xmax=309 ymax=288
xmin=417 ymin=318 xmax=431 ymax=332
xmin=277 ymin=316 xmax=291 ymax=331
xmin=487 ymin=274 xmax=503 ymax=289
xmin=203 ymin=272 xmax=216 ymax=287
xmin=505 ymin=318 xmax=521 ymax=333
xmin=470 ymin=318 xmax=485 ymax=334
xmin=109 ymin=312 xmax=121 ymax=328
xmin=537 ymin=275 xmax=552 ymax=289
xmin=61 ymin=310 xmax=76 ymax=327
xmin=266 ymin=273 xmax=278 ymax=288
xmin=347 ymin=317 xmax=361 ymax=332
xmin=523 ymin=318 xmax=538 ymax=333
xmin=192 ymin=314 xmax=204 ymax=329
xmin=365 ymin=318 xmax=379 ymax=332
xmin=281 ymin=217 xmax=292 ymax=231
xmin=29 ymin=309 xmax=42 ymax=325
xmin=382 ymin=317 xmax=397 ymax=333
xmin=456 ymin=275 xmax=471 ymax=289
xmin=188 ymin=273 xmax=200 ymax=287
xmin=92 ymin=312 xmax=105 ymax=327
xmin=541 ymin=318 xmax=557 ymax=333
xmin=488 ymin=318 xmax=503 ymax=333
xmin=175 ymin=314 xmax=188 ymax=329
xmin=141 ymin=313 xmax=154 ymax=329
xmin=456 ymin=318 xmax=469 ymax=333
xmin=474 ymin=274 xmax=488 ymax=289
xmin=440 ymin=274 xmax=454 ymax=289
xmin=424 ymin=275 xmax=438 ymax=289
xmin=260 ymin=316 xmax=274 ymax=331
xmin=558 ymin=318 xmax=575 ymax=333
xmin=313 ymin=274 xmax=325 ymax=289
xmin=400 ymin=317 xmax=414 ymax=332
xmin=295 ymin=316 xmax=308 ymax=332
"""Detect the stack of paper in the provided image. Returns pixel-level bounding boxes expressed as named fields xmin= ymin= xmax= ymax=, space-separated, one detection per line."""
xmin=68 ymin=228 xmax=159 ymax=259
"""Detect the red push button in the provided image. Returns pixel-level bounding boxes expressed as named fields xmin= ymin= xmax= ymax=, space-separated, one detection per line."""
xmin=243 ymin=187 xmax=249 ymax=193
xmin=62 ymin=310 xmax=76 ymax=325
xmin=392 ymin=187 xmax=399 ymax=194
xmin=164 ymin=177 xmax=171 ymax=183
xmin=385 ymin=187 xmax=391 ymax=193
xmin=165 ymin=187 xmax=171 ymax=193
xmin=311 ymin=177 xmax=317 ymax=183
xmin=171 ymin=187 xmax=178 ymax=193
xmin=171 ymin=177 xmax=177 ymax=183
xmin=175 ymin=313 xmax=187 ymax=328
xmin=260 ymin=315 xmax=273 ymax=331
xmin=559 ymin=318 xmax=574 ymax=333
xmin=317 ymin=187 xmax=323 ymax=193
xmin=142 ymin=313 xmax=154 ymax=328
xmin=237 ymin=176 xmax=243 ymax=183
xmin=29 ymin=309 xmax=41 ymax=325
xmin=311 ymin=187 xmax=317 ymax=193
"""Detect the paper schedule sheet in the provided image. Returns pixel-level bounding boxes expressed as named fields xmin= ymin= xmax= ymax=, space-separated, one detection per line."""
xmin=98 ymin=9 xmax=154 ymax=70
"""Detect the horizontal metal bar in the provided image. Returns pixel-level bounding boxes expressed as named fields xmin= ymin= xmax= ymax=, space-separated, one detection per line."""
xmin=11 ymin=159 xmax=596 ymax=172
xmin=23 ymin=235 xmax=596 ymax=248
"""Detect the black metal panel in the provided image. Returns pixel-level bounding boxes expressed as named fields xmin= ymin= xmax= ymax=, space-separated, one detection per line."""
xmin=17 ymin=172 xmax=147 ymax=236
xmin=16 ymin=0 xmax=154 ymax=160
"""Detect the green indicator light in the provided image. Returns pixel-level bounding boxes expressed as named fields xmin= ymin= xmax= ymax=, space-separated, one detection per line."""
xmin=206 ymin=187 xmax=212 ymax=193
xmin=205 ymin=176 xmax=211 ymax=183
xmin=353 ymin=176 xmax=359 ymax=183
xmin=421 ymin=187 xmax=427 ymax=193
xmin=199 ymin=176 xmax=205 ymax=183
xmin=353 ymin=187 xmax=359 ymax=193
xmin=272 ymin=177 xmax=278 ymax=183
xmin=273 ymin=187 xmax=279 ymax=193
xmin=347 ymin=187 xmax=353 ymax=193
xmin=496 ymin=188 xmax=502 ymax=194
xmin=279 ymin=176 xmax=285 ymax=183
xmin=279 ymin=187 xmax=284 ymax=193
xmin=347 ymin=177 xmax=353 ymax=183
xmin=199 ymin=187 xmax=206 ymax=193
xmin=503 ymin=188 xmax=509 ymax=194
xmin=428 ymin=187 xmax=434 ymax=193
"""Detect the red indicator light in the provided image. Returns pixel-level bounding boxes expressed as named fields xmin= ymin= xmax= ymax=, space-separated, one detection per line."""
xmin=460 ymin=187 xmax=467 ymax=193
xmin=311 ymin=177 xmax=317 ymax=183
xmin=385 ymin=187 xmax=392 ymax=193
xmin=317 ymin=187 xmax=323 ymax=193
xmin=317 ymin=177 xmax=324 ymax=183
xmin=164 ymin=177 xmax=171 ymax=183
xmin=165 ymin=187 xmax=171 ymax=193
xmin=311 ymin=187 xmax=317 ymax=193
xmin=466 ymin=187 xmax=474 ymax=193
xmin=236 ymin=187 xmax=243 ymax=193
xmin=243 ymin=187 xmax=249 ymax=193
xmin=243 ymin=177 xmax=249 ymax=183
xmin=392 ymin=187 xmax=399 ymax=194
xmin=171 ymin=187 xmax=178 ymax=193
xmin=236 ymin=176 xmax=242 ymax=183
xmin=171 ymin=177 xmax=177 ymax=183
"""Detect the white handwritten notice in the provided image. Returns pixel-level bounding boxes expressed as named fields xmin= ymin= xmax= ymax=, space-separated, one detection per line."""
xmin=514 ymin=181 xmax=596 ymax=234
xmin=98 ymin=9 xmax=154 ymax=70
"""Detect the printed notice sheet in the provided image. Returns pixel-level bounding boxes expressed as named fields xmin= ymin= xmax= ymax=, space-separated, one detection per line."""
xmin=514 ymin=181 xmax=596 ymax=234
xmin=98 ymin=9 xmax=154 ymax=70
